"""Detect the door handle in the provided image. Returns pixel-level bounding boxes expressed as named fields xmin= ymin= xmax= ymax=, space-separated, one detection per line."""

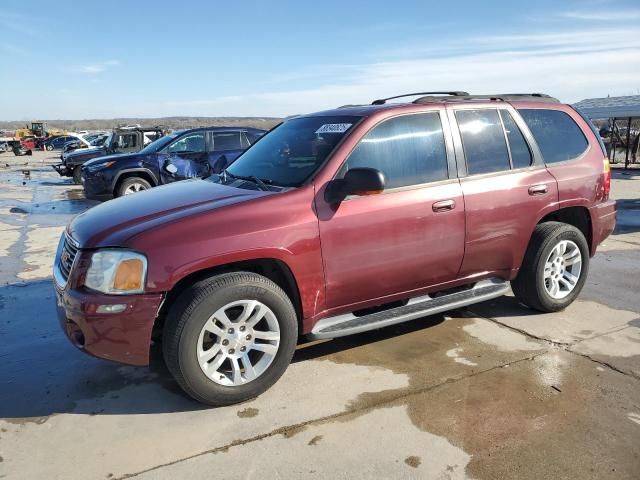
xmin=528 ymin=184 xmax=548 ymax=195
xmin=432 ymin=199 xmax=456 ymax=212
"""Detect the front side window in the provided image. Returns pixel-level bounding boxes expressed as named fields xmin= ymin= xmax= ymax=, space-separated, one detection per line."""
xmin=344 ymin=112 xmax=448 ymax=189
xmin=117 ymin=134 xmax=137 ymax=149
xmin=226 ymin=115 xmax=360 ymax=187
xmin=166 ymin=133 xmax=206 ymax=154
xmin=518 ymin=109 xmax=589 ymax=163
xmin=212 ymin=132 xmax=242 ymax=151
xmin=456 ymin=109 xmax=511 ymax=175
xmin=500 ymin=110 xmax=532 ymax=169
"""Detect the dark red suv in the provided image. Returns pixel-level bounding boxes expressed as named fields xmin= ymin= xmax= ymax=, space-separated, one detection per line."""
xmin=54 ymin=92 xmax=616 ymax=405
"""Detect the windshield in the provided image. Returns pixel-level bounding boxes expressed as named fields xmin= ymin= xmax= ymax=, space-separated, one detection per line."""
xmin=225 ymin=116 xmax=360 ymax=187
xmin=138 ymin=132 xmax=178 ymax=154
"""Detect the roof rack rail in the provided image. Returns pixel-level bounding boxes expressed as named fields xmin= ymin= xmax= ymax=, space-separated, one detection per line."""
xmin=372 ymin=91 xmax=470 ymax=105
xmin=413 ymin=93 xmax=559 ymax=104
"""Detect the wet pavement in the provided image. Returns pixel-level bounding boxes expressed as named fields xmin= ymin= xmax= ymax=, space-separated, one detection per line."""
xmin=0 ymin=154 xmax=639 ymax=479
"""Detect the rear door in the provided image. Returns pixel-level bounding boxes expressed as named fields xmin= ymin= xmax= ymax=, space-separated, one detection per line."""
xmin=316 ymin=109 xmax=466 ymax=309
xmin=448 ymin=105 xmax=558 ymax=277
xmin=207 ymin=131 xmax=245 ymax=173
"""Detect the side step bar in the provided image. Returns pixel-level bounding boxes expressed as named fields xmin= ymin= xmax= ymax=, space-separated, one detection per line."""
xmin=309 ymin=278 xmax=509 ymax=340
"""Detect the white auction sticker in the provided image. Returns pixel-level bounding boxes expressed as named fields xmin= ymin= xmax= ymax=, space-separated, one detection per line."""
xmin=315 ymin=123 xmax=352 ymax=134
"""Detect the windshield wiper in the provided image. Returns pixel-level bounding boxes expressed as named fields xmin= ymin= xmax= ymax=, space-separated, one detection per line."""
xmin=223 ymin=169 xmax=271 ymax=191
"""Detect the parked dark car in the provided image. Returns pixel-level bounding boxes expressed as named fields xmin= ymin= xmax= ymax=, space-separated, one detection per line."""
xmin=62 ymin=134 xmax=108 ymax=155
xmin=44 ymin=135 xmax=78 ymax=151
xmin=81 ymin=127 xmax=265 ymax=200
xmin=55 ymin=92 xmax=615 ymax=406
xmin=53 ymin=127 xmax=166 ymax=184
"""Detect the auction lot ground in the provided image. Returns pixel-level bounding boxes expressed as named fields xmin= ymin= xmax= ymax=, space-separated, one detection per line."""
xmin=0 ymin=150 xmax=639 ymax=479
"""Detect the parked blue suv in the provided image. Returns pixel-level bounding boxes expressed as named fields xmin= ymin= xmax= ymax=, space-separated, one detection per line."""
xmin=81 ymin=127 xmax=266 ymax=200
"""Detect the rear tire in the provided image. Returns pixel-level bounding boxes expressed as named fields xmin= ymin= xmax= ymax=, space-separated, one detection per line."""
xmin=511 ymin=222 xmax=589 ymax=312
xmin=163 ymin=272 xmax=298 ymax=406
xmin=116 ymin=177 xmax=151 ymax=197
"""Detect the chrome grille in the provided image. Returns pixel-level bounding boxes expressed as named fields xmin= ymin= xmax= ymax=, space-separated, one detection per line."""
xmin=58 ymin=235 xmax=79 ymax=282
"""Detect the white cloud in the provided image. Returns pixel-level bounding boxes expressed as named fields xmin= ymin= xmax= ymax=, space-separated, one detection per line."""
xmin=68 ymin=60 xmax=120 ymax=74
xmin=148 ymin=26 xmax=640 ymax=117
xmin=562 ymin=10 xmax=640 ymax=21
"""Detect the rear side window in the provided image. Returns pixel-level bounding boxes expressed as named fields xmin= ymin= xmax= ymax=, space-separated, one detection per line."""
xmin=518 ymin=109 xmax=589 ymax=163
xmin=345 ymin=112 xmax=448 ymax=189
xmin=573 ymin=107 xmax=607 ymax=156
xmin=499 ymin=110 xmax=532 ymax=169
xmin=212 ymin=132 xmax=242 ymax=151
xmin=456 ymin=109 xmax=510 ymax=175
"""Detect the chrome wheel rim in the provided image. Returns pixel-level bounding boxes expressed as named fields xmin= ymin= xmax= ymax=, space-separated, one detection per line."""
xmin=124 ymin=182 xmax=147 ymax=195
xmin=196 ymin=300 xmax=280 ymax=386
xmin=543 ymin=240 xmax=582 ymax=299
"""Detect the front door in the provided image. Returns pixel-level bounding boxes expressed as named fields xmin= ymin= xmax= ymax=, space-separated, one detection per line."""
xmin=316 ymin=110 xmax=466 ymax=310
xmin=158 ymin=131 xmax=209 ymax=183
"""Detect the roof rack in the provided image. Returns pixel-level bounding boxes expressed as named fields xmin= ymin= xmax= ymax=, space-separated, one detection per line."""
xmin=413 ymin=93 xmax=559 ymax=104
xmin=371 ymin=91 xmax=470 ymax=105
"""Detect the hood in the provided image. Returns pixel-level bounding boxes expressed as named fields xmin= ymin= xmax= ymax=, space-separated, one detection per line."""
xmin=84 ymin=152 xmax=140 ymax=168
xmin=65 ymin=145 xmax=106 ymax=160
xmin=68 ymin=179 xmax=272 ymax=248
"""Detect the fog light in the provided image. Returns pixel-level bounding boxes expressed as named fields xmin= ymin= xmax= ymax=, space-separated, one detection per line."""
xmin=96 ymin=304 xmax=127 ymax=314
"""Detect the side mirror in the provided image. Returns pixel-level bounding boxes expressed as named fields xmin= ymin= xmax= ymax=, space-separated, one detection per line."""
xmin=325 ymin=167 xmax=385 ymax=204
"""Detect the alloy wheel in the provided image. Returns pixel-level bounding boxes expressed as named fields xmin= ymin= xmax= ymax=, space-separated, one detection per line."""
xmin=196 ymin=300 xmax=281 ymax=386
xmin=543 ymin=239 xmax=582 ymax=299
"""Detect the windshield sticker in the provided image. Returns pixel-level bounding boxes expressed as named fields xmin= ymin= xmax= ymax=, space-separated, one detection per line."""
xmin=315 ymin=123 xmax=352 ymax=134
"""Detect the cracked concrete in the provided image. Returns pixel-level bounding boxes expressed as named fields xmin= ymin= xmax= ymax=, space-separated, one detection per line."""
xmin=0 ymin=155 xmax=638 ymax=479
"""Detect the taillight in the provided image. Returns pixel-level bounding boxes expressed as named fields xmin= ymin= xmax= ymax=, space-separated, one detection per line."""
xmin=602 ymin=158 xmax=611 ymax=199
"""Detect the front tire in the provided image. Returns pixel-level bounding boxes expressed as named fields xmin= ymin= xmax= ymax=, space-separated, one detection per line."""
xmin=163 ymin=272 xmax=298 ymax=406
xmin=116 ymin=177 xmax=151 ymax=197
xmin=46 ymin=145 xmax=53 ymax=151
xmin=511 ymin=222 xmax=589 ymax=312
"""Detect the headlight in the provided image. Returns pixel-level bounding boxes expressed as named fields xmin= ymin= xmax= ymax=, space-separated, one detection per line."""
xmin=88 ymin=160 xmax=116 ymax=172
xmin=85 ymin=250 xmax=147 ymax=294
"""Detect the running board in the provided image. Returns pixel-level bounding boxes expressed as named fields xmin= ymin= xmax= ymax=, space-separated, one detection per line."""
xmin=309 ymin=278 xmax=509 ymax=340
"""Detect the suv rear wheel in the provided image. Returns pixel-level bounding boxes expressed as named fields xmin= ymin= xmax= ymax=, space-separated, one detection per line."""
xmin=117 ymin=177 xmax=151 ymax=196
xmin=512 ymin=222 xmax=589 ymax=312
xmin=163 ymin=272 xmax=298 ymax=406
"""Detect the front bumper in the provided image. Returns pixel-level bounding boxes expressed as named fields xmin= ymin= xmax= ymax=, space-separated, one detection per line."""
xmin=52 ymin=163 xmax=71 ymax=177
xmin=55 ymin=284 xmax=163 ymax=366
xmin=82 ymin=170 xmax=114 ymax=201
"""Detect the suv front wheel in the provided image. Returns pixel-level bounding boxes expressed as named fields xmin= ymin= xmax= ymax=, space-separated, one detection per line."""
xmin=117 ymin=177 xmax=151 ymax=196
xmin=163 ymin=272 xmax=298 ymax=406
xmin=512 ymin=222 xmax=589 ymax=312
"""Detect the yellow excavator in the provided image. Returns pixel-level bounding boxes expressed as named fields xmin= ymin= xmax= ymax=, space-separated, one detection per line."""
xmin=14 ymin=122 xmax=67 ymax=140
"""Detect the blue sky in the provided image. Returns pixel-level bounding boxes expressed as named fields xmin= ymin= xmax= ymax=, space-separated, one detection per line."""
xmin=0 ymin=0 xmax=639 ymax=120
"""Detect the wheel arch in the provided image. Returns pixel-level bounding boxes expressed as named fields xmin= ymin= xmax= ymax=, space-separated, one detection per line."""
xmin=152 ymin=257 xmax=303 ymax=343
xmin=112 ymin=168 xmax=158 ymax=195
xmin=537 ymin=206 xmax=593 ymax=255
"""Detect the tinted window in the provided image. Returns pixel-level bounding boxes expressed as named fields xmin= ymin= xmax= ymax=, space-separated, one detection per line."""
xmin=212 ymin=132 xmax=242 ymax=151
xmin=119 ymin=134 xmax=137 ymax=149
xmin=456 ymin=109 xmax=510 ymax=175
xmin=345 ymin=113 xmax=448 ymax=189
xmin=166 ymin=132 xmax=205 ymax=153
xmin=500 ymin=110 xmax=532 ymax=169
xmin=518 ymin=109 xmax=589 ymax=163
xmin=240 ymin=132 xmax=251 ymax=149
xmin=573 ymin=107 xmax=607 ymax=156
